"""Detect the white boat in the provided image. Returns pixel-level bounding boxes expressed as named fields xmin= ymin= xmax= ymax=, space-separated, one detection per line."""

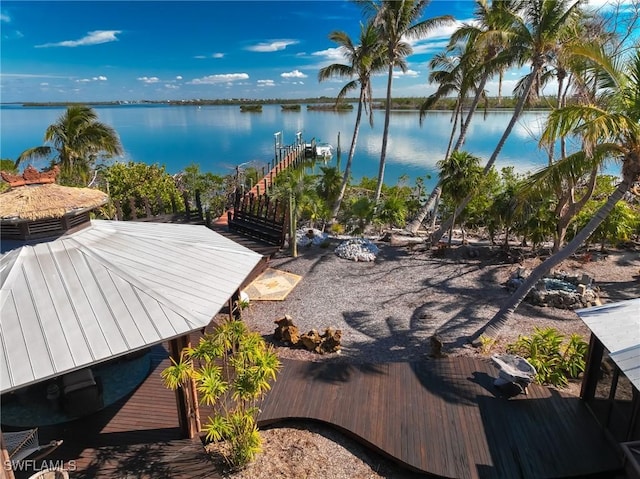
xmin=315 ymin=143 xmax=333 ymax=159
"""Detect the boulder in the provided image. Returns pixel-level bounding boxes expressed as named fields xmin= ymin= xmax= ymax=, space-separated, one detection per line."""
xmin=300 ymin=329 xmax=322 ymax=352
xmin=320 ymin=328 xmax=342 ymax=353
xmin=275 ymin=317 xmax=342 ymax=354
xmin=274 ymin=315 xmax=300 ymax=345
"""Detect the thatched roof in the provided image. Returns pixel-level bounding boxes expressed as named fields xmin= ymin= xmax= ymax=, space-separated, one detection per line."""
xmin=0 ymin=183 xmax=108 ymax=221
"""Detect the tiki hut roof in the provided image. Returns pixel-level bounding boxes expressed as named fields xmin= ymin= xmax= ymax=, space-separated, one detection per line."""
xmin=0 ymin=183 xmax=108 ymax=222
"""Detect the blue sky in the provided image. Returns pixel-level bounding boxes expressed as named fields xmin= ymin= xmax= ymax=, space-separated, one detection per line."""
xmin=0 ymin=0 xmax=635 ymax=103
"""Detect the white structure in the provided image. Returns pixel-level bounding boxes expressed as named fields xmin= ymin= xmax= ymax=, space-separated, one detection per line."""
xmin=0 ymin=220 xmax=262 ymax=394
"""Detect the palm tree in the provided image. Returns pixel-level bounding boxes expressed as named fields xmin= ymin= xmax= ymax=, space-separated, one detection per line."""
xmin=318 ymin=22 xmax=384 ymax=223
xmin=476 ymin=46 xmax=640 ymax=342
xmin=17 ymin=105 xmax=123 ymax=186
xmin=270 ymin=165 xmax=318 ymax=257
xmin=432 ymin=0 xmax=585 ymax=243
xmin=406 ymin=0 xmax=520 ymax=235
xmin=363 ymin=0 xmax=453 ymax=204
xmin=437 ymin=151 xmax=483 ymax=245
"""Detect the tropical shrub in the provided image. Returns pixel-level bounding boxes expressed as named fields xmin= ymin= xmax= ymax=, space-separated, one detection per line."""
xmin=506 ymin=327 xmax=588 ymax=387
xmin=571 ymin=198 xmax=639 ymax=250
xmin=0 ymin=159 xmax=17 ymax=193
xmin=162 ymin=320 xmax=280 ymax=469
xmin=100 ymin=161 xmax=182 ymax=219
xmin=175 ymin=163 xmax=228 ymax=217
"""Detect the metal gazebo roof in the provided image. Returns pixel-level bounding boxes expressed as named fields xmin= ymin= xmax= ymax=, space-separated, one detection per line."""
xmin=0 ymin=220 xmax=263 ymax=394
xmin=576 ymin=298 xmax=640 ymax=392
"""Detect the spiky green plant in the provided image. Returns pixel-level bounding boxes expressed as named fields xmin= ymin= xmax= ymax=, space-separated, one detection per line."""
xmin=506 ymin=327 xmax=588 ymax=387
xmin=162 ymin=319 xmax=281 ymax=469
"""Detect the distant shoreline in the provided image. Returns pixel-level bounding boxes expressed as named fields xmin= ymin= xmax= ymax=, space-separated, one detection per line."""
xmin=0 ymin=96 xmax=556 ymax=111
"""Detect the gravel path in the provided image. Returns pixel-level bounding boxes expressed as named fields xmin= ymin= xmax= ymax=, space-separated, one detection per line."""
xmin=242 ymin=240 xmax=640 ymax=362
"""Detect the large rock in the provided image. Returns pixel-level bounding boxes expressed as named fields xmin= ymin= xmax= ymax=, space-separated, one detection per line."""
xmin=274 ymin=317 xmax=342 ymax=354
xmin=274 ymin=315 xmax=300 ymax=345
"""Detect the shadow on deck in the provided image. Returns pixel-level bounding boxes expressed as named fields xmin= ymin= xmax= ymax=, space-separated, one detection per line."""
xmin=255 ymin=357 xmax=622 ymax=479
xmin=7 ymin=352 xmax=623 ymax=479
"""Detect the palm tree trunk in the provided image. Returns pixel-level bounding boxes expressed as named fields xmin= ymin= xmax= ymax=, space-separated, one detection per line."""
xmin=429 ymin=187 xmax=441 ymax=230
xmin=405 ymin=75 xmax=489 ymax=235
xmin=432 ymin=68 xmax=540 ymax=244
xmin=474 ymin=180 xmax=629 ymax=342
xmin=374 ymin=63 xmax=394 ymax=203
xmin=453 ymin=74 xmax=489 ymax=152
xmin=331 ymin=89 xmax=365 ymax=222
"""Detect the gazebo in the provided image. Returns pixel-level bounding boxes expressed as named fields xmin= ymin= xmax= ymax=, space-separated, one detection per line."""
xmin=576 ymin=298 xmax=640 ymax=477
xmin=0 ymin=168 xmax=264 ymax=475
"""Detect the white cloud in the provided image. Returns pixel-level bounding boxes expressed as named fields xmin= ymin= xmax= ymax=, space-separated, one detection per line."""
xmin=40 ymin=82 xmax=49 ymax=86
xmin=188 ymin=73 xmax=249 ymax=84
xmin=311 ymin=47 xmax=345 ymax=62
xmin=36 ymin=30 xmax=122 ymax=48
xmin=76 ymin=76 xmax=108 ymax=83
xmin=257 ymin=79 xmax=275 ymax=87
xmin=281 ymin=69 xmax=307 ymax=79
xmin=1 ymin=13 xmax=10 ymax=22
xmin=411 ymin=40 xmax=451 ymax=55
xmin=137 ymin=76 xmax=160 ymax=83
xmin=165 ymin=84 xmax=179 ymax=89
xmin=393 ymin=69 xmax=420 ymax=78
xmin=195 ymin=52 xmax=225 ymax=59
xmin=176 ymin=75 xmax=183 ymax=80
xmin=0 ymin=73 xmax=69 ymax=79
xmin=246 ymin=39 xmax=298 ymax=52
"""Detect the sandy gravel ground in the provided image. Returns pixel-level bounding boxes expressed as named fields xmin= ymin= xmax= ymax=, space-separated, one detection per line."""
xmin=243 ymin=240 xmax=639 ymax=362
xmin=221 ymin=239 xmax=640 ymax=479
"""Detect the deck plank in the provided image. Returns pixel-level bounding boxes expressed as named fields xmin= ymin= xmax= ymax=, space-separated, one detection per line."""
xmin=256 ymin=358 xmax=623 ymax=479
xmin=9 ymin=350 xmax=623 ymax=479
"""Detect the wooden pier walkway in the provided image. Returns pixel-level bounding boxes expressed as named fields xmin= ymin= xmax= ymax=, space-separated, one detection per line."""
xmin=22 ymin=347 xmax=623 ymax=479
xmin=248 ymin=140 xmax=308 ymax=196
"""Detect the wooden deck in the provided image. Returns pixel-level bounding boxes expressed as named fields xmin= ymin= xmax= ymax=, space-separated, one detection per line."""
xmin=11 ymin=345 xmax=220 ymax=479
xmin=9 ymin=352 xmax=623 ymax=479
xmin=256 ymin=357 xmax=623 ymax=479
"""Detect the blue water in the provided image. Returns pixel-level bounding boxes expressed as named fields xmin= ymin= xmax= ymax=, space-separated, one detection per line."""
xmin=0 ymin=104 xmax=576 ymax=190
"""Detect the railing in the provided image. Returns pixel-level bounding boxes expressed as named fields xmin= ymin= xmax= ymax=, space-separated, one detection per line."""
xmin=227 ymin=192 xmax=286 ymax=246
xmin=113 ymin=191 xmax=203 ymax=223
xmin=249 ymin=138 xmax=313 ymax=196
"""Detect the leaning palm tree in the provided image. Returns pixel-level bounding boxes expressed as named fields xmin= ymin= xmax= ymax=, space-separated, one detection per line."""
xmin=362 ymin=0 xmax=453 ymax=204
xmin=318 ymin=21 xmax=384 ymax=223
xmin=406 ymin=0 xmax=521 ymax=235
xmin=476 ymin=45 xmax=640 ymax=342
xmin=431 ymin=0 xmax=585 ymax=243
xmin=407 ymin=46 xmax=482 ymax=234
xmin=17 ymin=105 xmax=122 ymax=186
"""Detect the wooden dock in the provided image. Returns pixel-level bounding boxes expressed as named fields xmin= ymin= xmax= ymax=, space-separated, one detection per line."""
xmin=19 ymin=348 xmax=623 ymax=479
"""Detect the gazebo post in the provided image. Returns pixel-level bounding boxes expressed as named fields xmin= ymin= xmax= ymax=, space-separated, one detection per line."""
xmin=581 ymin=333 xmax=605 ymax=400
xmin=168 ymin=335 xmax=201 ymax=439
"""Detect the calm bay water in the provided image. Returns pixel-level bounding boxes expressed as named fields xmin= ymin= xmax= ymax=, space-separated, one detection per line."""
xmin=1 ymin=104 xmax=559 ymax=190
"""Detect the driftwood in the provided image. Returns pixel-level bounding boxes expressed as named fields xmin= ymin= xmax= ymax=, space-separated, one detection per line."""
xmin=389 ymin=234 xmax=426 ymax=247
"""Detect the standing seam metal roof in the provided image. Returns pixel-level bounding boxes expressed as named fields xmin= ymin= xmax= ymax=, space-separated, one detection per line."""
xmin=0 ymin=220 xmax=263 ymax=393
xmin=576 ymin=298 xmax=640 ymax=392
